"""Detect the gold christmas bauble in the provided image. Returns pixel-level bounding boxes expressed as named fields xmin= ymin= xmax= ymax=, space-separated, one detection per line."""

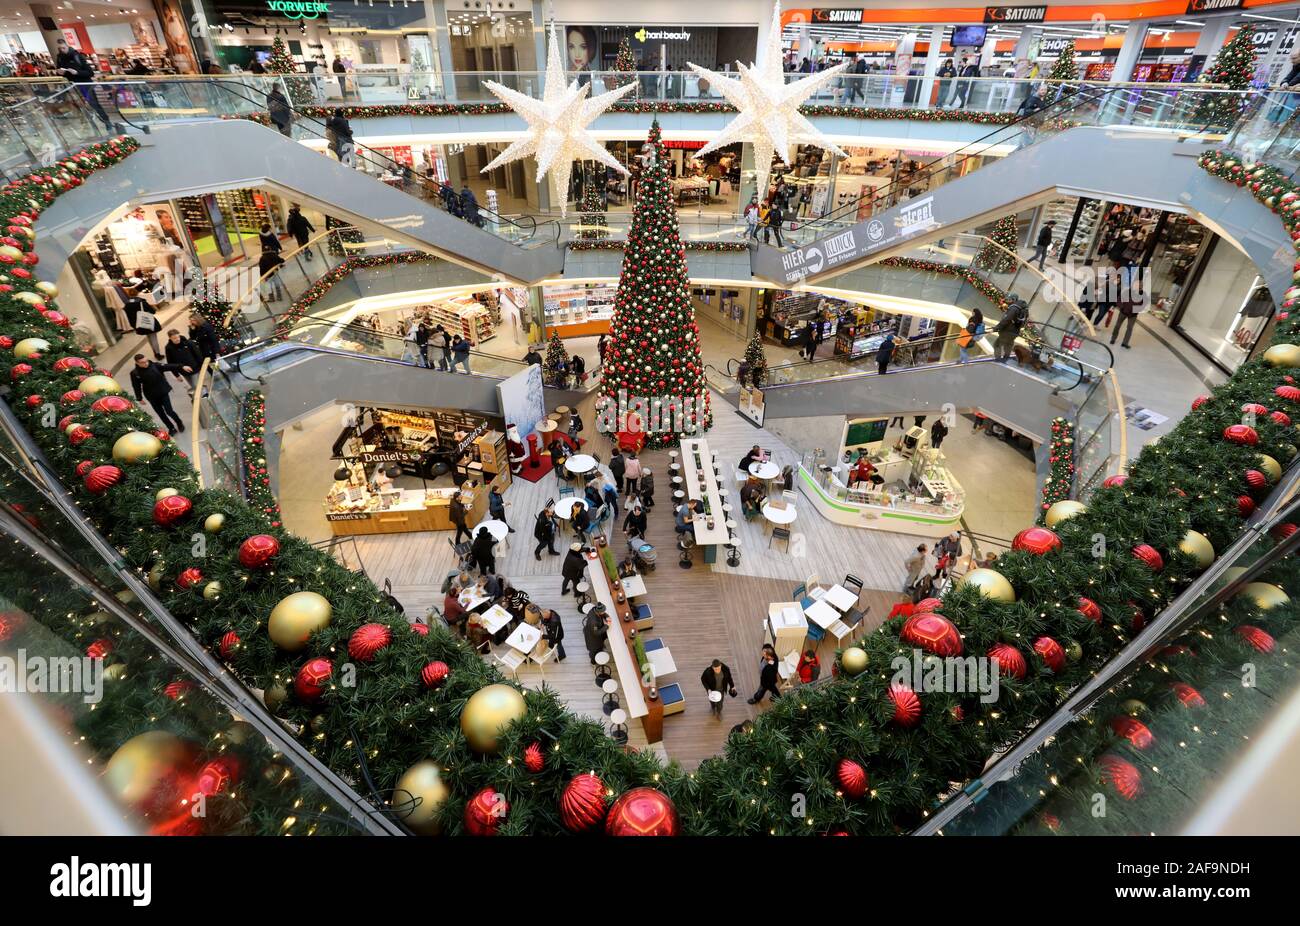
xmin=1222 ymin=566 xmax=1247 ymax=585
xmin=268 ymin=591 xmax=332 ymax=651
xmin=35 ymin=280 xmax=58 ymax=298
xmin=1238 ymin=581 xmax=1290 ymax=611
xmin=460 ymin=683 xmax=527 ymax=753
xmin=204 ymin=513 xmax=226 ymax=533
xmin=0 ymin=244 xmax=23 ymax=261
xmin=147 ymin=562 xmax=165 ymax=592
xmin=1065 ymin=641 xmax=1083 ymax=663
xmin=1257 ymin=454 xmax=1282 ymax=484
xmin=840 ymin=646 xmax=869 ymax=676
xmin=1044 ymin=500 xmax=1087 ymax=529
xmin=226 ymin=720 xmax=255 ymax=745
xmin=103 ymin=663 xmax=128 ymax=682
xmin=203 ymin=581 xmax=222 ymax=601
xmin=12 ymin=290 xmax=43 ymax=305
xmin=103 ymin=731 xmax=195 ymax=810
xmin=13 ymin=337 xmax=50 ymax=359
xmin=263 ymin=681 xmax=289 ymax=712
xmin=155 ymin=487 xmax=179 ymax=501
xmin=86 ymin=609 xmax=112 ymax=625
xmin=392 ymin=760 xmax=450 ymax=835
xmin=1120 ymin=699 xmax=1148 ymax=717
xmin=112 ymin=431 xmax=162 ymax=463
xmin=1177 ymin=530 xmax=1216 ymax=570
xmin=957 ymin=567 xmax=1017 ymax=604
xmin=1264 ymin=343 xmax=1300 ymax=368
xmin=80 ymin=374 xmax=124 ymax=395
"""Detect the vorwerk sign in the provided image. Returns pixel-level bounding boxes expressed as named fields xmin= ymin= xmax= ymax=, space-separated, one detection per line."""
xmin=983 ymin=5 xmax=1048 ymax=23
xmin=266 ymin=0 xmax=331 ymax=19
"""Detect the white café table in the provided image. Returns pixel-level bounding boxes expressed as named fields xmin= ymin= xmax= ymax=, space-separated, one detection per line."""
xmin=647 ymin=646 xmax=677 ymax=680
xmin=749 ymin=460 xmax=781 ymax=481
xmin=620 ymin=575 xmax=647 ymax=598
xmin=476 ymin=519 xmax=510 ymax=543
xmin=678 ymin=437 xmax=731 ymax=548
xmin=762 ymin=502 xmax=798 ymax=526
xmin=474 ymin=604 xmax=513 ymax=635
xmin=565 ymin=454 xmax=598 ymax=475
xmin=585 ymin=552 xmax=648 ymax=720
xmin=504 ymin=622 xmax=543 ymax=656
xmin=804 ymin=598 xmax=841 ymax=631
xmin=458 ymin=590 xmax=492 ymax=612
xmin=553 ymin=498 xmax=588 ymax=521
xmin=823 ymin=583 xmax=859 ymax=612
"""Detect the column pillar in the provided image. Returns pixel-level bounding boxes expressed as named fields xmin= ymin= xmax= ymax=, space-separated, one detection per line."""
xmin=28 ymin=3 xmax=65 ymax=59
xmin=918 ymin=25 xmax=946 ymax=110
xmin=1111 ymin=21 xmax=1150 ymax=82
xmin=1012 ymin=27 xmax=1041 ymax=76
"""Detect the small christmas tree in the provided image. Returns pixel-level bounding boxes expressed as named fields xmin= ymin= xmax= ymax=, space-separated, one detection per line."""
xmin=543 ymin=331 xmax=571 ymax=387
xmin=600 ymin=119 xmax=712 ymax=447
xmin=579 ymin=177 xmax=607 ymax=240
xmin=742 ymin=334 xmax=768 ymax=387
xmin=1046 ymin=39 xmax=1077 ymax=100
xmin=189 ymin=275 xmax=238 ymax=353
xmin=268 ymin=36 xmax=311 ymax=106
xmin=1192 ymin=25 xmax=1257 ymax=129
xmin=609 ymin=37 xmax=637 ymax=92
xmin=975 ymin=215 xmax=1018 ymax=274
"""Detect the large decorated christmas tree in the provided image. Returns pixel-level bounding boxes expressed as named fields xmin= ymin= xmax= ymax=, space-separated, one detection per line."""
xmin=267 ymin=35 xmax=312 ymax=106
xmin=543 ymin=330 xmax=570 ymax=387
xmin=1192 ymin=25 xmax=1256 ymax=129
xmin=578 ymin=177 xmax=607 ymax=240
xmin=742 ymin=333 xmax=769 ymax=387
xmin=1046 ymin=39 xmax=1077 ymax=98
xmin=188 ymin=274 xmax=239 ymax=354
xmin=975 ymin=214 xmax=1019 ymax=274
xmin=609 ymin=37 xmax=637 ymax=91
xmin=600 ymin=120 xmax=712 ymax=446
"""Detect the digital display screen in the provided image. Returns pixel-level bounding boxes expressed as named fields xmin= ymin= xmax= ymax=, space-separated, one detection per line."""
xmin=951 ymin=25 xmax=988 ymax=48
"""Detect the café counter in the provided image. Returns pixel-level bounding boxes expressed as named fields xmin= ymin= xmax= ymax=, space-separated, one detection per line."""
xmin=796 ymin=457 xmax=964 ymax=537
xmin=325 ymin=483 xmax=492 ymax=536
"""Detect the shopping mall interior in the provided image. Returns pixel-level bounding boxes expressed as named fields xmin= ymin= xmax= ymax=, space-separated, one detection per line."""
xmin=3 ymin=0 xmax=1300 ymax=857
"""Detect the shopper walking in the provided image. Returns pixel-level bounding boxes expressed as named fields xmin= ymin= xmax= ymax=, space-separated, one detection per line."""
xmin=1108 ymin=261 xmax=1142 ymax=349
xmin=876 ymin=332 xmax=895 ymax=376
xmin=332 ymin=57 xmax=349 ymax=99
xmin=994 ymin=298 xmax=1028 ymax=362
xmin=164 ymin=329 xmax=203 ymax=394
xmin=401 ymin=319 xmax=422 ymax=365
xmin=930 ymin=418 xmax=949 ymax=450
xmin=561 ymin=541 xmax=587 ymax=596
xmin=449 ymin=491 xmax=471 ymax=545
xmin=959 ymin=308 xmax=984 ymax=363
xmin=609 ymin=448 xmax=626 ymax=494
xmin=188 ymin=312 xmax=221 ymax=363
xmin=469 ymin=524 xmax=496 ymax=576
xmin=451 ymin=334 xmax=472 ymax=374
xmin=903 ymin=543 xmax=928 ymax=594
xmin=622 ymin=451 xmax=642 ymax=497
xmin=1032 ymin=220 xmax=1056 ymax=270
xmin=582 ymin=603 xmax=608 ymax=663
xmin=267 ymin=85 xmax=293 ymax=137
xmin=844 ymin=51 xmax=866 ymax=104
xmin=129 ymin=354 xmax=189 ymax=434
xmin=534 ymin=503 xmax=559 ymax=559
xmin=796 ymin=649 xmax=821 ymax=684
xmin=700 ymin=659 xmax=737 ymax=719
xmin=762 ymin=199 xmax=785 ymax=247
xmin=748 ymin=650 xmax=784 ymax=704
xmin=743 ymin=194 xmax=761 ymax=240
xmin=541 ymin=607 xmax=566 ymax=661
xmin=326 ymin=108 xmax=355 ymax=167
xmin=55 ymin=38 xmax=112 ymax=130
xmin=125 ymin=288 xmax=163 ymax=359
xmin=459 ymin=184 xmax=483 ymax=228
xmin=286 ymin=205 xmax=315 ymax=259
xmin=488 ymin=484 xmax=512 ymax=530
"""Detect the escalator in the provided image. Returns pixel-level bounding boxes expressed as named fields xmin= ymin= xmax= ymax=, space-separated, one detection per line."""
xmin=754 ymin=85 xmax=1294 ymax=307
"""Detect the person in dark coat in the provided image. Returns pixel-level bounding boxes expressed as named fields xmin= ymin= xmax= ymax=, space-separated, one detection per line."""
xmin=582 ymin=603 xmax=608 ymax=663
xmin=286 ymin=205 xmax=316 ymax=259
xmin=534 ymin=504 xmax=558 ymax=559
xmin=748 ymin=650 xmax=783 ymax=704
xmin=55 ymin=38 xmax=111 ymax=129
xmin=622 ymin=502 xmax=647 ymax=540
xmin=266 ymin=86 xmax=293 ymax=137
xmin=561 ymin=541 xmax=587 ymax=596
xmin=930 ymin=418 xmax=949 ymax=449
xmin=470 ymin=524 xmax=496 ymax=575
xmin=164 ymin=329 xmax=202 ymax=393
xmin=572 ymin=503 xmax=592 ymax=539
xmin=188 ymin=313 xmax=221 ymax=362
xmin=541 ymin=608 xmax=566 ymax=661
xmin=129 ymin=354 xmax=189 ymax=434
xmin=523 ymin=345 xmax=543 ymax=367
xmin=876 ymin=333 xmax=895 ymax=376
xmin=609 ymin=448 xmax=626 ymax=493
xmin=700 ymin=659 xmax=737 ymax=718
xmin=488 ymin=485 xmax=511 ymax=530
xmin=459 ymin=184 xmax=483 ymax=227
xmin=449 ymin=492 xmax=471 ymax=545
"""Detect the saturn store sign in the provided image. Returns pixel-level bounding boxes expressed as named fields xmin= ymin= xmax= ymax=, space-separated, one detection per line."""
xmin=983 ymin=5 xmax=1048 ymax=23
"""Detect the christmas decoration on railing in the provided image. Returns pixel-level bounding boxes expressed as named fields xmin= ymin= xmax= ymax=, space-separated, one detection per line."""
xmin=878 ymin=256 xmax=1009 ymax=309
xmin=240 ymin=390 xmax=280 ymax=526
xmin=567 ymin=240 xmax=749 ymax=252
xmin=6 ymin=137 xmax=1300 ymax=838
xmin=1036 ymin=417 xmax=1076 ymax=521
xmin=268 ymin=251 xmax=438 ymax=339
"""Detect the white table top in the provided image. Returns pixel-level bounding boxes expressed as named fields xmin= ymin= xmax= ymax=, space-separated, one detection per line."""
xmin=504 ymin=623 xmax=543 ymax=655
xmin=475 ymin=519 xmax=509 ymax=542
xmin=762 ymin=502 xmax=798 ymax=525
xmin=458 ymin=590 xmax=491 ymax=612
xmin=678 ymin=437 xmax=730 ymax=546
xmin=749 ymin=461 xmax=781 ymax=480
xmin=553 ymin=497 xmax=588 ymax=519
xmin=565 ymin=454 xmax=598 ymax=475
xmin=767 ymin=601 xmax=808 ymax=629
xmin=804 ymin=598 xmax=841 ymax=630
xmin=823 ymin=583 xmax=859 ymax=612
xmin=585 ymin=552 xmax=648 ymax=719
xmin=647 ymin=647 xmax=677 ymax=679
xmin=537 ymin=419 xmax=558 ymax=433
xmin=474 ymin=604 xmax=513 ymax=634
xmin=621 ymin=575 xmax=647 ymax=598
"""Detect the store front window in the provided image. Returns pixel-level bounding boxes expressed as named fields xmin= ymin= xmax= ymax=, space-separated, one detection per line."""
xmin=1172 ymin=237 xmax=1275 ymax=373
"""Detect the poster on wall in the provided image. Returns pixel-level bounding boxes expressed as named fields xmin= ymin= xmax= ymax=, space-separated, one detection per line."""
xmin=496 ymin=363 xmax=545 ymax=442
xmin=565 ymin=25 xmax=599 ymax=73
xmin=738 ymin=386 xmax=765 ymax=427
xmin=152 ymin=0 xmax=198 ymax=73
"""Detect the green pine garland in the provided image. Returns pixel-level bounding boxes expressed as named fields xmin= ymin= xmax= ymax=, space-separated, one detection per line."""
xmin=241 ymin=390 xmax=280 ymax=525
xmin=1037 ymin=416 xmax=1076 ymax=519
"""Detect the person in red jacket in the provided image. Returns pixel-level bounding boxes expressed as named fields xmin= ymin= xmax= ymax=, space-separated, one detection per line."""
xmin=796 ymin=649 xmax=820 ymax=684
xmin=443 ymin=587 xmax=469 ymax=635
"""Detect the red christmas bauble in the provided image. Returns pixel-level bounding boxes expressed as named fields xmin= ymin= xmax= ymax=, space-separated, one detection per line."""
xmin=1012 ymin=526 xmax=1061 ymax=555
xmin=988 ymin=642 xmax=1027 ymax=679
xmin=1272 ymin=410 xmax=1293 ymax=427
xmin=61 ymin=389 xmax=84 ymax=404
xmin=52 ymin=356 xmax=90 ymax=373
xmin=900 ymin=611 xmax=963 ymax=656
xmin=409 ymin=622 xmax=429 ymax=636
xmin=912 ymin=597 xmax=942 ymax=613
xmin=834 ymin=758 xmax=869 ymax=799
xmin=83 ymin=464 xmax=122 ymax=494
xmin=43 ymin=311 xmax=69 ymax=327
xmin=1170 ymin=681 xmax=1206 ymax=708
xmin=197 ymin=757 xmax=240 ymax=795
xmin=219 ymin=631 xmax=241 ymax=659
xmin=23 ymin=393 xmax=41 ymax=407
xmin=1276 ymin=384 xmax=1300 ymax=403
xmin=1242 ymin=402 xmax=1269 ymax=416
xmin=1102 ymin=474 xmax=1128 ymax=488
xmin=1077 ymin=597 xmax=1103 ymax=624
xmin=67 ymin=424 xmax=93 ymax=446
xmin=1032 ymin=635 xmax=1066 ymax=673
xmin=163 ymin=679 xmax=195 ymax=699
xmin=1131 ymin=543 xmax=1164 ymax=571
xmin=1192 ymin=394 xmax=1211 ymax=411
xmin=90 ymin=395 xmax=133 ymax=414
xmin=560 ymin=773 xmax=608 ymax=832
xmin=176 ymin=567 xmax=203 ymax=590
xmin=1224 ymin=424 xmax=1259 ymax=445
xmin=420 ymin=660 xmax=450 ymax=689
xmin=605 ymin=787 xmax=679 ymax=837
xmin=86 ymin=638 xmax=113 ymax=660
xmin=294 ymin=657 xmax=333 ymax=702
xmin=1109 ymin=715 xmax=1155 ymax=750
xmin=74 ymin=459 xmax=94 ymax=477
xmin=348 ymin=623 xmax=392 ymax=662
xmin=1099 ymin=754 xmax=1142 ymax=801
xmin=11 ymin=363 xmax=33 ymax=379
xmin=1235 ymin=624 xmax=1275 ymax=653
xmin=523 ymin=741 xmax=544 ymax=773
xmin=1238 ymin=494 xmax=1257 ymax=517
xmin=1271 ymin=522 xmax=1297 ymax=541
xmin=464 ymin=786 xmax=509 ymax=836
xmin=887 ymin=682 xmax=922 ymax=727
xmin=153 ymin=494 xmax=192 ymax=527
xmin=238 ymin=534 xmax=280 ymax=568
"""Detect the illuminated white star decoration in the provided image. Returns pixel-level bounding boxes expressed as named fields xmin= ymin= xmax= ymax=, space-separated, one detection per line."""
xmin=480 ymin=21 xmax=635 ymax=216
xmin=688 ymin=0 xmax=849 ymax=201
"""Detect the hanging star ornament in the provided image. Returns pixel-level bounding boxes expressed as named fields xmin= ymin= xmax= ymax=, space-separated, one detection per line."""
xmin=480 ymin=21 xmax=635 ymax=216
xmin=688 ymin=0 xmax=848 ymax=200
